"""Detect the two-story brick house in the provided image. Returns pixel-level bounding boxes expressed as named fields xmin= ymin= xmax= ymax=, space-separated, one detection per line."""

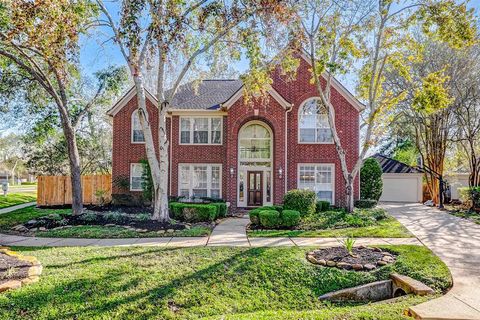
xmin=107 ymin=54 xmax=362 ymax=210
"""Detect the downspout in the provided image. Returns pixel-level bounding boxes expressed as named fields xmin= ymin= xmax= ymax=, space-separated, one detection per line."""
xmin=285 ymin=105 xmax=293 ymax=194
xmin=168 ymin=114 xmax=172 ymax=196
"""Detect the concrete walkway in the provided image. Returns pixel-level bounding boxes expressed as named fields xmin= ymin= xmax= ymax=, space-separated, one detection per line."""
xmin=0 ymin=202 xmax=36 ymax=215
xmin=383 ymin=202 xmax=480 ymax=320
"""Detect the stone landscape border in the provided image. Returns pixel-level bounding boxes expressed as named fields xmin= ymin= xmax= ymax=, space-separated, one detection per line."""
xmin=0 ymin=247 xmax=43 ymax=292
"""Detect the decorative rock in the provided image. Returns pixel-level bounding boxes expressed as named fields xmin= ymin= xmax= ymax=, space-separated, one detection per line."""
xmin=167 ymin=229 xmax=175 ymax=233
xmin=317 ymin=259 xmax=327 ymax=266
xmin=137 ymin=229 xmax=148 ymax=233
xmin=326 ymin=260 xmax=336 ymax=267
xmin=105 ymin=224 xmax=116 ymax=227
xmin=185 ymin=225 xmax=191 ymax=230
xmin=352 ymin=264 xmax=363 ymax=271
xmin=38 ymin=227 xmax=47 ymax=231
xmin=0 ymin=280 xmax=22 ymax=293
xmin=336 ymin=262 xmax=352 ymax=269
xmin=377 ymin=261 xmax=388 ymax=266
xmin=306 ymin=254 xmax=318 ymax=264
xmin=364 ymin=264 xmax=376 ymax=271
xmin=373 ymin=247 xmax=383 ymax=252
xmin=27 ymin=219 xmax=38 ymax=225
xmin=381 ymin=255 xmax=395 ymax=263
xmin=157 ymin=230 xmax=166 ymax=234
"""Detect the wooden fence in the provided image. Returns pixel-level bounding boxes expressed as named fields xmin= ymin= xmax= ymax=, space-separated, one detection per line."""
xmin=37 ymin=175 xmax=112 ymax=206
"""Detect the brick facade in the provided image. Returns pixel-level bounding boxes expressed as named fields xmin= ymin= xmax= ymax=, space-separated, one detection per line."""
xmin=110 ymin=55 xmax=360 ymax=208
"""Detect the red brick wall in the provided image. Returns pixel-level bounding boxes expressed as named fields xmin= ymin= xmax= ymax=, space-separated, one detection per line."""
xmin=111 ymin=55 xmax=360 ymax=207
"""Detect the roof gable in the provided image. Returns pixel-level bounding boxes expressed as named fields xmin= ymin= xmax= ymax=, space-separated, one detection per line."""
xmin=107 ymin=86 xmax=157 ymax=116
xmin=372 ymin=154 xmax=422 ymax=174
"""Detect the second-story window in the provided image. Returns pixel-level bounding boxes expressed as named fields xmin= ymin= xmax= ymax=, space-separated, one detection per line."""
xmin=131 ymin=110 xmax=145 ymax=143
xmin=298 ymin=98 xmax=332 ymax=143
xmin=180 ymin=117 xmax=222 ymax=145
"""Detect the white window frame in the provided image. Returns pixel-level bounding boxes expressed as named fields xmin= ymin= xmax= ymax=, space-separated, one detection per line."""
xmin=298 ymin=97 xmax=333 ymax=144
xmin=178 ymin=163 xmax=222 ymax=198
xmin=130 ymin=163 xmax=144 ymax=191
xmin=179 ymin=116 xmax=223 ymax=145
xmin=297 ymin=163 xmax=335 ymax=204
xmin=131 ymin=109 xmax=147 ymax=144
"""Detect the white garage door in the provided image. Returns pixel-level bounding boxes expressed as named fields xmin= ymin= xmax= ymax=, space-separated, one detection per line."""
xmin=379 ymin=174 xmax=423 ymax=203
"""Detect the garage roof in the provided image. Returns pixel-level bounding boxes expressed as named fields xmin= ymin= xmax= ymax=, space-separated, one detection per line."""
xmin=372 ymin=154 xmax=422 ymax=174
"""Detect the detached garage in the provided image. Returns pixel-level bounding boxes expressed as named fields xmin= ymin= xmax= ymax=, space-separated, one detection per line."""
xmin=372 ymin=154 xmax=423 ymax=203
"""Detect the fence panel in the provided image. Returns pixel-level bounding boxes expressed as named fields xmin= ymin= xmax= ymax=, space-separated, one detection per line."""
xmin=36 ymin=175 xmax=112 ymax=206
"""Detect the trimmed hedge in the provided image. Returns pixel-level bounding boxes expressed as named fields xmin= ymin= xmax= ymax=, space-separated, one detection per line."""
xmin=258 ymin=210 xmax=281 ymax=228
xmin=459 ymin=187 xmax=480 ymax=209
xmin=280 ymin=210 xmax=300 ymax=227
xmin=355 ymin=199 xmax=377 ymax=209
xmin=360 ymin=158 xmax=383 ymax=201
xmin=316 ymin=200 xmax=330 ymax=212
xmin=169 ymin=202 xmax=218 ymax=222
xmin=283 ymin=189 xmax=316 ymax=216
xmin=211 ymin=202 xmax=227 ymax=218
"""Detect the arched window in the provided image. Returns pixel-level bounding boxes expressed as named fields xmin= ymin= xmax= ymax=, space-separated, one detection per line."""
xmin=131 ymin=110 xmax=145 ymax=143
xmin=298 ymin=98 xmax=332 ymax=143
xmin=239 ymin=123 xmax=272 ymax=160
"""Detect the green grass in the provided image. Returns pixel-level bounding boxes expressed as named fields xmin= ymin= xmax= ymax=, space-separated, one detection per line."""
xmin=37 ymin=225 xmax=211 ymax=238
xmin=0 ymin=194 xmax=37 ymax=208
xmin=0 ymin=245 xmax=450 ymax=319
xmin=249 ymin=215 xmax=413 ymax=238
xmin=0 ymin=207 xmax=210 ymax=238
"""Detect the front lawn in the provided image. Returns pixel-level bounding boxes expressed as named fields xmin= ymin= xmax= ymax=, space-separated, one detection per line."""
xmin=0 ymin=194 xmax=37 ymax=209
xmin=0 ymin=206 xmax=212 ymax=238
xmin=249 ymin=208 xmax=413 ymax=238
xmin=0 ymin=245 xmax=451 ymax=319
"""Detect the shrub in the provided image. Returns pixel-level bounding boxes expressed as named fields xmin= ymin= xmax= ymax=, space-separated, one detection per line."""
xmin=169 ymin=202 xmax=217 ymax=222
xmin=249 ymin=208 xmax=263 ymax=225
xmin=211 ymin=202 xmax=227 ymax=218
xmin=283 ymin=189 xmax=316 ymax=216
xmin=316 ymin=200 xmax=330 ymax=212
xmin=134 ymin=213 xmax=151 ymax=222
xmin=140 ymin=159 xmax=154 ymax=202
xmin=280 ymin=210 xmax=300 ymax=227
xmin=360 ymin=158 xmax=383 ymax=201
xmin=79 ymin=212 xmax=99 ymax=223
xmin=354 ymin=199 xmax=377 ymax=209
xmin=258 ymin=210 xmax=281 ymax=228
xmin=104 ymin=211 xmax=129 ymax=224
xmin=459 ymin=187 xmax=480 ymax=209
xmin=273 ymin=205 xmax=284 ymax=213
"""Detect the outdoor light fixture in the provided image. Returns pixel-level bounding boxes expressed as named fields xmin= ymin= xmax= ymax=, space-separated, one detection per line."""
xmin=230 ymin=167 xmax=235 ymax=177
xmin=278 ymin=167 xmax=283 ymax=179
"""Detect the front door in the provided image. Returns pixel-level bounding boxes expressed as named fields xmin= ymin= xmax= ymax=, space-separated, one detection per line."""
xmin=247 ymin=171 xmax=263 ymax=206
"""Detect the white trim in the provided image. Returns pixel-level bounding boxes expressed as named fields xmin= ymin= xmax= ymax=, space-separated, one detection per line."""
xmin=297 ymin=163 xmax=336 ymax=204
xmin=297 ymin=97 xmax=334 ymax=145
xmin=237 ymin=120 xmax=274 ymax=207
xmin=299 ymin=52 xmax=365 ymax=112
xmin=222 ymin=85 xmax=293 ymax=109
xmin=177 ymin=163 xmax=223 ymax=198
xmin=130 ymin=163 xmax=144 ymax=191
xmin=107 ymin=86 xmax=158 ymax=116
xmin=131 ymin=109 xmax=146 ymax=144
xmin=178 ymin=116 xmax=223 ymax=145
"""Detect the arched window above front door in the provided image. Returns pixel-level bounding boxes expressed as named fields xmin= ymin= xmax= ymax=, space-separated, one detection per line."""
xmin=239 ymin=123 xmax=272 ymax=161
xmin=298 ymin=98 xmax=332 ymax=143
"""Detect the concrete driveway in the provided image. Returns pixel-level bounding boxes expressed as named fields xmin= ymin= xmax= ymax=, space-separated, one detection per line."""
xmin=382 ymin=202 xmax=480 ymax=320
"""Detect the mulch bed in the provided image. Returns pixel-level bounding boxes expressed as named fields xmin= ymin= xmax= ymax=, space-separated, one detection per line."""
xmin=0 ymin=252 xmax=32 ymax=286
xmin=306 ymin=246 xmax=396 ymax=271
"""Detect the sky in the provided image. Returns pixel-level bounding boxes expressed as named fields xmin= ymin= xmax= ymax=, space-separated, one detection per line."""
xmin=79 ymin=1 xmax=480 ymax=93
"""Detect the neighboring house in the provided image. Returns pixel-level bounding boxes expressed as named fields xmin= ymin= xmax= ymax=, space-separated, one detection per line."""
xmin=445 ymin=172 xmax=470 ymax=200
xmin=372 ymin=154 xmax=423 ymax=203
xmin=107 ymin=53 xmax=362 ymax=210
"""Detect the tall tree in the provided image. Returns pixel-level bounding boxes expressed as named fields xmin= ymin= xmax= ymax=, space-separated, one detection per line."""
xmin=298 ymin=0 xmax=476 ymax=211
xmin=98 ymin=0 xmax=294 ymax=221
xmin=0 ymin=0 xmax=96 ymax=214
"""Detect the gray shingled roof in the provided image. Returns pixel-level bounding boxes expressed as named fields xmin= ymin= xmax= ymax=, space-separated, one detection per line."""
xmin=171 ymin=79 xmax=243 ymax=110
xmin=372 ymin=154 xmax=422 ymax=174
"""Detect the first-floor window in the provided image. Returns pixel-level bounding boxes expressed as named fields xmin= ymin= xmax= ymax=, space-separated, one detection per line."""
xmin=298 ymin=164 xmax=334 ymax=203
xmin=178 ymin=164 xmax=222 ymax=199
xmin=130 ymin=163 xmax=144 ymax=191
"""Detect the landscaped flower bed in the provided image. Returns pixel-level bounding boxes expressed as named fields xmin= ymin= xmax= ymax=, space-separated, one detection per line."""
xmin=306 ymin=246 xmax=396 ymax=271
xmin=2 ymin=200 xmax=228 ymax=238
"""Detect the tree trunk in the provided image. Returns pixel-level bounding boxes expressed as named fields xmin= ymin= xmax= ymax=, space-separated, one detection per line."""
xmin=153 ymin=101 xmax=170 ymax=222
xmin=345 ymin=175 xmax=354 ymax=212
xmin=62 ymin=121 xmax=83 ymax=215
